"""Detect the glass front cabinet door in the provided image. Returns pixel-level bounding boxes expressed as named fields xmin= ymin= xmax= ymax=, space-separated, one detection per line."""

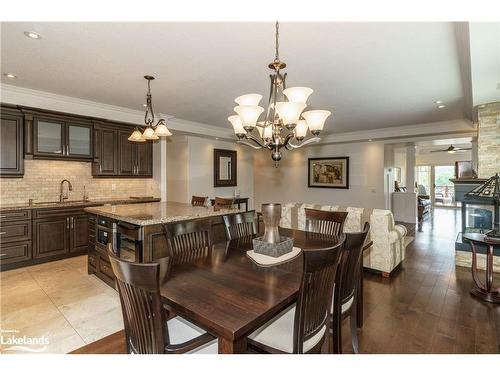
xmin=67 ymin=123 xmax=92 ymax=158
xmin=33 ymin=116 xmax=92 ymax=160
xmin=34 ymin=118 xmax=65 ymax=156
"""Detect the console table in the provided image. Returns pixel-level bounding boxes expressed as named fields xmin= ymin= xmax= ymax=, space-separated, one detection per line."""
xmin=463 ymin=232 xmax=500 ymax=304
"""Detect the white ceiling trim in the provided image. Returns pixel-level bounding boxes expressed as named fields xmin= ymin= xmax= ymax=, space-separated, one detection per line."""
xmin=0 ymin=84 xmax=233 ymax=138
xmin=319 ymin=118 xmax=475 ymax=145
xmin=1 ymin=83 xmax=476 ymax=145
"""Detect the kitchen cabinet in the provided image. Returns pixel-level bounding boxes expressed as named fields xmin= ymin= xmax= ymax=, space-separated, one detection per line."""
xmin=93 ymin=123 xmax=153 ymax=178
xmin=29 ymin=111 xmax=93 ymax=161
xmin=33 ymin=209 xmax=89 ymax=259
xmin=0 ymin=106 xmax=24 ymax=177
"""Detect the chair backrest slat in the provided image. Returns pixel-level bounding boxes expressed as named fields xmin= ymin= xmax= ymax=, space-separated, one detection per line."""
xmin=305 ymin=208 xmax=348 ymax=237
xmin=222 ymin=211 xmax=257 ymax=240
xmin=108 ymin=252 xmax=170 ymax=354
xmin=337 ymin=222 xmax=370 ymax=305
xmin=293 ymin=234 xmax=344 ymax=353
xmin=164 ymin=219 xmax=213 ymax=265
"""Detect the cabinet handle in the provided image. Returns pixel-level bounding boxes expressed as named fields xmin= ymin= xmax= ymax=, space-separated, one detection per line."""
xmin=0 ymin=232 xmax=6 ymax=235
xmin=71 ymin=217 xmax=74 ymax=229
xmin=0 ymin=215 xmax=6 ymax=218
xmin=0 ymin=254 xmax=6 ymax=257
xmin=66 ymin=217 xmax=70 ymax=229
xmin=99 ymin=163 xmax=102 ymax=173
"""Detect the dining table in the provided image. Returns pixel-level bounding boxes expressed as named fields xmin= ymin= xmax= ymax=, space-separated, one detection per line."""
xmin=159 ymin=227 xmax=343 ymax=354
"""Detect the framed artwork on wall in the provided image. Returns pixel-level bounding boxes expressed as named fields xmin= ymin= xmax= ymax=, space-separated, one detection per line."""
xmin=308 ymin=157 xmax=349 ymax=189
xmin=214 ymin=149 xmax=237 ymax=187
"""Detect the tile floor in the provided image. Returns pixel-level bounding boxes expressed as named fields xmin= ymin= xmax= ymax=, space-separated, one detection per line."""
xmin=0 ymin=256 xmax=123 ymax=354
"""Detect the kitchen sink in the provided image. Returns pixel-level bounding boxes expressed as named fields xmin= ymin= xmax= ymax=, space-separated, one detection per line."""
xmin=33 ymin=200 xmax=91 ymax=206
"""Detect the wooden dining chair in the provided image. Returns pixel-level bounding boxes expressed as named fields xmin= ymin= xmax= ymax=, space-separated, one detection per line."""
xmin=222 ymin=210 xmax=257 ymax=240
xmin=305 ymin=208 xmax=348 ymax=237
xmin=247 ymin=235 xmax=345 ymax=354
xmin=213 ymin=197 xmax=234 ymax=211
xmin=330 ymin=222 xmax=370 ymax=354
xmin=191 ymin=195 xmax=207 ymax=207
xmin=107 ymin=251 xmax=216 ymax=354
xmin=163 ymin=219 xmax=213 ymax=265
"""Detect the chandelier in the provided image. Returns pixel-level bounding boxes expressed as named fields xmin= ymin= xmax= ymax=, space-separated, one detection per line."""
xmin=228 ymin=22 xmax=331 ymax=167
xmin=128 ymin=75 xmax=172 ymax=142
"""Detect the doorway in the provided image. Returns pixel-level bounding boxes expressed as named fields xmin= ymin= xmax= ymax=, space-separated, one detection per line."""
xmin=415 ymin=165 xmax=459 ymax=208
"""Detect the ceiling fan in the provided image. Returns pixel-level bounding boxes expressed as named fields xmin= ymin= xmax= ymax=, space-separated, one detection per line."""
xmin=430 ymin=144 xmax=472 ymax=154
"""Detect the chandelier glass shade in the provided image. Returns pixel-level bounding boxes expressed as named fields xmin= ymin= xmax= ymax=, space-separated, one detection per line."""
xmin=228 ymin=22 xmax=332 ymax=166
xmin=128 ymin=76 xmax=172 ymax=142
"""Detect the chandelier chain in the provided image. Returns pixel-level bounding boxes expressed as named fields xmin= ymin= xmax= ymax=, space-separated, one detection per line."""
xmin=275 ymin=21 xmax=280 ymax=61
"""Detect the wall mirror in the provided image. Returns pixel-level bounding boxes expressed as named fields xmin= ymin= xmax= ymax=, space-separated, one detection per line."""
xmin=214 ymin=149 xmax=237 ymax=187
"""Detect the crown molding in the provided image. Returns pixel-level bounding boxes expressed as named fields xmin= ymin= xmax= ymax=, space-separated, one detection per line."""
xmin=0 ymin=84 xmax=233 ymax=138
xmin=318 ymin=118 xmax=476 ymax=145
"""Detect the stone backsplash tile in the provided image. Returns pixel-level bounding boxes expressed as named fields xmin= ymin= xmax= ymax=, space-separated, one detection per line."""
xmin=0 ymin=159 xmax=160 ymax=205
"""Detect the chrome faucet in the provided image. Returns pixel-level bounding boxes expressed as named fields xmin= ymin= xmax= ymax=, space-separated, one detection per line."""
xmin=59 ymin=179 xmax=73 ymax=203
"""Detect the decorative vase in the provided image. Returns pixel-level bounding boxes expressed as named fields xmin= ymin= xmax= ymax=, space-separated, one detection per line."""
xmin=261 ymin=203 xmax=281 ymax=243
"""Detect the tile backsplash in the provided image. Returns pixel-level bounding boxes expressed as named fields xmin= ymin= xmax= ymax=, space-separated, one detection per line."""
xmin=0 ymin=159 xmax=160 ymax=205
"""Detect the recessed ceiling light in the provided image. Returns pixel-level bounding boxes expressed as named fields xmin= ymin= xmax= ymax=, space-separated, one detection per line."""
xmin=142 ymin=104 xmax=147 ymax=107
xmin=437 ymin=104 xmax=447 ymax=109
xmin=215 ymin=137 xmax=219 ymax=140
xmin=368 ymin=139 xmax=372 ymax=142
xmin=434 ymin=100 xmax=443 ymax=104
xmin=3 ymin=73 xmax=17 ymax=78
xmin=24 ymin=31 xmax=42 ymax=39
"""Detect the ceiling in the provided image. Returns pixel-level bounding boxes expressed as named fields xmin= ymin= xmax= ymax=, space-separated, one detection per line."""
xmin=415 ymin=137 xmax=472 ymax=153
xmin=1 ymin=22 xmax=471 ymax=133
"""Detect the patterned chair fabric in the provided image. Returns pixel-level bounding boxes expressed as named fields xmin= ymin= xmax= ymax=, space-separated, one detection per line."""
xmin=280 ymin=203 xmax=407 ymax=274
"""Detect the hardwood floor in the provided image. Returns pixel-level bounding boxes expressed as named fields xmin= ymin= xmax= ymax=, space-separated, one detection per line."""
xmin=336 ymin=207 xmax=500 ymax=354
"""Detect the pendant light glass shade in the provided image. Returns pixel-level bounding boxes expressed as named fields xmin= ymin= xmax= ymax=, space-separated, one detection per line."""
xmin=153 ymin=123 xmax=172 ymax=137
xmin=283 ymin=87 xmax=313 ymax=104
xmin=128 ymin=127 xmax=146 ymax=142
xmin=301 ymin=110 xmax=331 ymax=132
xmin=228 ymin=115 xmax=246 ymax=135
xmin=294 ymin=120 xmax=308 ymax=140
xmin=235 ymin=94 xmax=263 ymax=106
xmin=142 ymin=126 xmax=159 ymax=140
xmin=275 ymin=102 xmax=306 ymax=125
xmin=234 ymin=105 xmax=264 ymax=129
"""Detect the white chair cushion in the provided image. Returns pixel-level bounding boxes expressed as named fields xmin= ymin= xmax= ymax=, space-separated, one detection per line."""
xmin=330 ymin=295 xmax=354 ymax=314
xmin=248 ymin=304 xmax=326 ymax=353
xmin=167 ymin=316 xmax=218 ymax=354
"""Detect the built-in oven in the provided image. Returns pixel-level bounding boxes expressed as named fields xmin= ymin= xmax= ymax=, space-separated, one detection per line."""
xmin=113 ymin=221 xmax=143 ymax=263
xmin=96 ymin=216 xmax=113 ymax=252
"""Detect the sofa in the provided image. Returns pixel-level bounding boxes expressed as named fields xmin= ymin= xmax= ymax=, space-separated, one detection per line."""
xmin=280 ymin=203 xmax=407 ymax=276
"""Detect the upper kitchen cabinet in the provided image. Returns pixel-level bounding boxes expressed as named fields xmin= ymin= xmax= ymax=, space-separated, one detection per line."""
xmin=0 ymin=106 xmax=24 ymax=177
xmin=23 ymin=110 xmax=93 ymax=161
xmin=92 ymin=122 xmax=153 ymax=178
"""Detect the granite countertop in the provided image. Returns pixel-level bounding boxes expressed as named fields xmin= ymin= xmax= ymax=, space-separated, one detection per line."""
xmin=84 ymin=201 xmax=242 ymax=226
xmin=0 ymin=197 xmax=160 ymax=211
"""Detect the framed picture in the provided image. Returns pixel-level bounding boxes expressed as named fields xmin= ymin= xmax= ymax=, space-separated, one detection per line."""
xmin=308 ymin=157 xmax=349 ymax=189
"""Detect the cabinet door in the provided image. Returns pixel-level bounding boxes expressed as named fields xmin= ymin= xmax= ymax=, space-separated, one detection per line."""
xmin=118 ymin=131 xmax=135 ymax=175
xmin=33 ymin=117 xmax=65 ymax=157
xmin=70 ymin=215 xmax=89 ymax=253
xmin=136 ymin=141 xmax=153 ymax=176
xmin=99 ymin=128 xmax=118 ymax=175
xmin=0 ymin=110 xmax=24 ymax=176
xmin=67 ymin=123 xmax=92 ymax=159
xmin=34 ymin=218 xmax=69 ymax=259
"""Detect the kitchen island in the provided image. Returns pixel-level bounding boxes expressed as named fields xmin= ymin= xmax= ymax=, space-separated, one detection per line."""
xmin=84 ymin=202 xmax=241 ymax=287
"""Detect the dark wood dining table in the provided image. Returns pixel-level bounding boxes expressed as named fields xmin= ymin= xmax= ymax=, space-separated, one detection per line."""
xmin=159 ymin=227 xmax=343 ymax=354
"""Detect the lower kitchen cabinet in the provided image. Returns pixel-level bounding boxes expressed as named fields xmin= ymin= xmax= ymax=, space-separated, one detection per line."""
xmin=70 ymin=215 xmax=89 ymax=253
xmin=0 ymin=241 xmax=32 ymax=267
xmin=33 ymin=217 xmax=69 ymax=259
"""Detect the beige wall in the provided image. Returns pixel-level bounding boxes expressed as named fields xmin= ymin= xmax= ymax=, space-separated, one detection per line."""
xmin=253 ymin=141 xmax=386 ymax=210
xmin=477 ymin=102 xmax=500 ymax=178
xmin=166 ymin=136 xmax=189 ymax=204
xmin=416 ymin=150 xmax=471 ymax=166
xmin=166 ymin=135 xmax=255 ymax=209
xmin=0 ymin=159 xmax=159 ymax=205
